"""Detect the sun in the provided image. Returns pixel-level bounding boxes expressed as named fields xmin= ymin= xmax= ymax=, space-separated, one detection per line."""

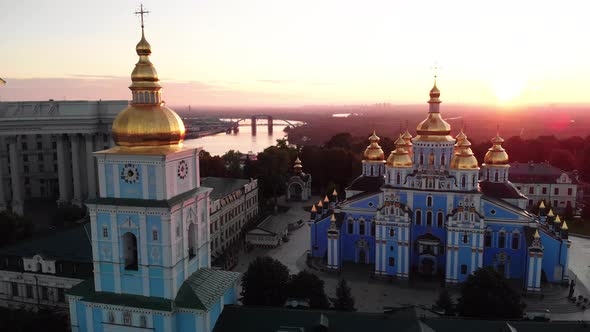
xmin=490 ymin=78 xmax=526 ymax=104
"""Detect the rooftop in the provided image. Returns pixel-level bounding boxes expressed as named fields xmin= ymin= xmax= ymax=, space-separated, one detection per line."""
xmin=509 ymin=162 xmax=578 ymax=184
xmin=201 ymin=177 xmax=252 ymax=201
xmin=0 ymin=223 xmax=92 ymax=263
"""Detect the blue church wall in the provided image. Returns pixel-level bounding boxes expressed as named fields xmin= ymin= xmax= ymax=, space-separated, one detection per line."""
xmin=482 ymin=201 xmax=521 ymax=220
xmin=348 ymin=195 xmax=380 ymax=210
xmin=177 ymin=313 xmax=196 ymax=332
xmin=105 ymin=165 xmax=114 ymax=197
xmin=118 ymin=164 xmax=143 ymax=199
xmin=149 ymin=267 xmax=164 ymax=297
xmin=148 ymin=165 xmax=157 ymax=199
xmin=311 ymin=216 xmax=331 ymax=258
xmin=121 ymin=274 xmax=143 ymax=295
xmin=92 ymin=307 xmax=103 ymax=332
xmin=223 ymin=286 xmax=236 ymax=304
xmin=153 ymin=315 xmax=165 ymax=332
xmin=540 ymin=232 xmax=567 ymax=282
xmin=99 ymin=270 xmax=115 ymax=292
xmin=209 ymin=299 xmax=222 ymax=329
xmin=76 ymin=302 xmax=87 ymax=331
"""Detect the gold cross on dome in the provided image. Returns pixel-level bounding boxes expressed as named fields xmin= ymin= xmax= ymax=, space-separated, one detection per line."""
xmin=135 ymin=4 xmax=150 ymax=28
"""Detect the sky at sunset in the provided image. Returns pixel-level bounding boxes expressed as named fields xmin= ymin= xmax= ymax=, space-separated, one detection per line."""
xmin=1 ymin=0 xmax=588 ymax=107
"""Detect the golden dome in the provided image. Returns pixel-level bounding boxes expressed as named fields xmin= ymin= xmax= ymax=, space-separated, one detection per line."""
xmin=112 ymin=105 xmax=186 ymax=146
xmin=450 ymin=136 xmax=479 ymax=170
xmin=483 ymin=133 xmax=509 ymax=165
xmin=294 ymin=157 xmax=302 ymax=168
xmin=547 ymin=208 xmax=554 ymax=217
xmin=363 ymin=130 xmax=385 ymax=161
xmin=561 ymin=220 xmax=568 ymax=230
xmin=311 ymin=204 xmax=317 ymax=213
xmin=554 ymin=215 xmax=561 ymax=223
xmin=112 ymin=25 xmax=185 ymax=147
xmin=414 ymin=81 xmax=454 ymax=142
xmin=534 ymin=229 xmax=540 ymax=239
xmin=386 ymin=135 xmax=413 ymax=168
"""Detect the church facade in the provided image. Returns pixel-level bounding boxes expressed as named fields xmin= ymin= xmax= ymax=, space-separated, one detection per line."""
xmin=67 ymin=16 xmax=239 ymax=332
xmin=309 ymin=84 xmax=570 ymax=291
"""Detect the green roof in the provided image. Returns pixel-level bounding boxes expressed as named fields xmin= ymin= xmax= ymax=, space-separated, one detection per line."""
xmin=0 ymin=223 xmax=92 ymax=263
xmin=68 ymin=278 xmax=174 ymax=312
xmin=86 ymin=186 xmax=211 ymax=208
xmin=175 ymin=268 xmax=240 ymax=310
xmin=201 ymin=177 xmax=250 ymax=201
xmin=68 ymin=268 xmax=239 ymax=312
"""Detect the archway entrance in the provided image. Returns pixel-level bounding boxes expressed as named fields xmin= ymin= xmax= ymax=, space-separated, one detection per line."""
xmin=188 ymin=223 xmax=197 ymax=259
xmin=359 ymin=249 xmax=366 ymax=264
xmin=123 ymin=232 xmax=138 ymax=270
xmin=288 ymin=183 xmax=303 ymax=201
xmin=421 ymin=258 xmax=435 ymax=275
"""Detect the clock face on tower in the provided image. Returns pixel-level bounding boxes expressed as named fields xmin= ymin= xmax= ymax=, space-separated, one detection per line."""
xmin=177 ymin=160 xmax=188 ymax=180
xmin=121 ymin=163 xmax=140 ymax=184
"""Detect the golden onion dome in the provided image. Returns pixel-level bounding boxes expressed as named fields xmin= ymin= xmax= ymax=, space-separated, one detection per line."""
xmin=450 ymin=136 xmax=479 ymax=170
xmin=414 ymin=81 xmax=454 ymax=142
xmin=386 ymin=135 xmax=413 ymax=168
xmin=112 ymin=24 xmax=185 ymax=147
xmin=561 ymin=220 xmax=568 ymax=230
xmin=483 ymin=133 xmax=509 ymax=165
xmin=294 ymin=157 xmax=302 ymax=168
xmin=364 ymin=131 xmax=385 ymax=161
xmin=401 ymin=130 xmax=413 ymax=142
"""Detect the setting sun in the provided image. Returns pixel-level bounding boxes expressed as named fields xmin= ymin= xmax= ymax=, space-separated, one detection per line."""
xmin=491 ymin=77 xmax=527 ymax=104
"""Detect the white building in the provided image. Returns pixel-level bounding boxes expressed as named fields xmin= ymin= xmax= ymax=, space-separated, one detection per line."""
xmin=201 ymin=177 xmax=259 ymax=268
xmin=509 ymin=162 xmax=580 ymax=212
xmin=0 ymin=100 xmax=127 ymax=214
xmin=246 ymin=216 xmax=289 ymax=248
xmin=0 ymin=224 xmax=93 ymax=310
xmin=286 ymin=157 xmax=312 ymax=201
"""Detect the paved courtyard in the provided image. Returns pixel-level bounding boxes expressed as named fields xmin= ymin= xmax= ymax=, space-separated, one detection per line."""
xmin=234 ymin=199 xmax=590 ymax=320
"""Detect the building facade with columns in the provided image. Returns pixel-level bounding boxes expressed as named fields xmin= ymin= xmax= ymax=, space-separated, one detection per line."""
xmin=0 ymin=100 xmax=127 ymax=214
xmin=309 ymin=83 xmax=571 ymax=292
xmin=67 ymin=17 xmax=239 ymax=332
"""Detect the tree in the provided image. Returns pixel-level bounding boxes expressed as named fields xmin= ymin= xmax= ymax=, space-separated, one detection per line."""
xmin=286 ymin=271 xmax=330 ymax=309
xmin=457 ymin=267 xmax=524 ymax=319
xmin=0 ymin=211 xmax=33 ymax=247
xmin=332 ymin=279 xmax=355 ymax=311
xmin=199 ymin=150 xmax=226 ymax=177
xmin=51 ymin=205 xmax=86 ymax=228
xmin=435 ymin=289 xmax=454 ymax=316
xmin=325 ymin=133 xmax=353 ymax=150
xmin=0 ymin=307 xmax=69 ymax=332
xmin=241 ymin=256 xmax=290 ymax=306
xmin=223 ymin=150 xmax=243 ymax=178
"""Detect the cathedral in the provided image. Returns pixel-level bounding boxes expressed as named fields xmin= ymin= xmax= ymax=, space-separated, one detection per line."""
xmin=309 ymin=83 xmax=570 ymax=291
xmin=67 ymin=15 xmax=239 ymax=331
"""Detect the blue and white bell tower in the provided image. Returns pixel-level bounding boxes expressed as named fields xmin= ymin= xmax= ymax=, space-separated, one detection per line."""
xmin=67 ymin=9 xmax=239 ymax=332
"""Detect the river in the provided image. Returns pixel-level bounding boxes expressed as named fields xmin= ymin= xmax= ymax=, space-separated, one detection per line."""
xmin=184 ymin=123 xmax=291 ymax=156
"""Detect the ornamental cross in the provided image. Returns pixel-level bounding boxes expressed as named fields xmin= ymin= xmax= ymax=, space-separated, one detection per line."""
xmin=135 ymin=4 xmax=150 ymax=28
xmin=430 ymin=63 xmax=442 ymax=80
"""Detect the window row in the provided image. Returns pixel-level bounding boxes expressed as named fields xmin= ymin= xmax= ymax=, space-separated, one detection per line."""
xmin=414 ymin=210 xmax=445 ymax=227
xmin=484 ymin=230 xmax=520 ymax=250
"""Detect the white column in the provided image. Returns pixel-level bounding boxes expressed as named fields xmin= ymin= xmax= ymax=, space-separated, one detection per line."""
xmin=527 ymin=255 xmax=534 ymax=289
xmin=84 ymin=134 xmax=97 ymax=199
xmin=70 ymin=134 xmax=82 ymax=204
xmin=56 ymin=135 xmax=70 ymax=203
xmin=8 ymin=137 xmax=24 ymax=215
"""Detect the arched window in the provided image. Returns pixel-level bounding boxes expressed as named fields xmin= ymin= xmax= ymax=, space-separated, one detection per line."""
xmin=396 ymin=173 xmax=401 ymax=185
xmin=511 ymin=232 xmax=519 ymax=249
xmin=415 ymin=210 xmax=422 ymax=226
xmin=371 ymin=222 xmax=376 ymax=236
xmin=419 ymin=154 xmax=424 ymax=165
xmin=484 ymin=229 xmax=492 ymax=247
xmin=108 ymin=311 xmax=115 ymax=323
xmin=389 ymin=257 xmax=395 ymax=266
xmin=123 ymin=311 xmax=132 ymax=326
xmin=123 ymin=232 xmax=138 ymax=270
xmin=427 ymin=196 xmax=433 ymax=207
xmin=494 ymin=172 xmax=499 ymax=182
xmin=37 ymin=262 xmax=43 ymax=272
xmin=348 ymin=220 xmax=354 ymax=234
xmin=152 ymin=230 xmax=158 ymax=241
xmin=437 ymin=212 xmax=444 ymax=228
xmin=498 ymin=231 xmax=506 ymax=248
xmin=188 ymin=223 xmax=197 ymax=259
xmin=426 ymin=211 xmax=433 ymax=226
xmin=441 ymin=154 xmax=445 ymax=166
xmin=472 ymin=175 xmax=476 ymax=187
xmin=462 ymin=233 xmax=469 ymax=244
xmin=389 ymin=228 xmax=395 ymax=237
xmin=359 ymin=220 xmax=365 ymax=235
xmin=429 ymin=153 xmax=434 ymax=165
xmin=461 ymin=176 xmax=466 ymax=187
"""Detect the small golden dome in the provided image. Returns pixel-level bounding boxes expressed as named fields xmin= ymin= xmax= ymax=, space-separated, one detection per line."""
xmin=324 ymin=195 xmax=329 ymax=203
xmin=547 ymin=208 xmax=554 ymax=217
xmin=401 ymin=130 xmax=413 ymax=141
xmin=332 ymin=189 xmax=338 ymax=196
xmin=386 ymin=135 xmax=413 ymax=168
xmin=554 ymin=215 xmax=561 ymax=223
xmin=294 ymin=157 xmax=302 ymax=168
xmin=331 ymin=214 xmax=337 ymax=222
xmin=112 ymin=105 xmax=186 ymax=146
xmin=534 ymin=229 xmax=540 ymax=239
xmin=363 ymin=130 xmax=385 ymax=161
xmin=311 ymin=204 xmax=317 ymax=213
xmin=484 ymin=133 xmax=509 ymax=165
xmin=317 ymin=200 xmax=323 ymax=208
xmin=429 ymin=81 xmax=441 ymax=102
xmin=539 ymin=201 xmax=546 ymax=209
xmin=450 ymin=136 xmax=479 ymax=170
xmin=112 ymin=25 xmax=186 ymax=147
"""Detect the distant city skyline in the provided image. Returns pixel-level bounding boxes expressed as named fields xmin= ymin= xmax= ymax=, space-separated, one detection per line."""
xmin=1 ymin=0 xmax=588 ymax=107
